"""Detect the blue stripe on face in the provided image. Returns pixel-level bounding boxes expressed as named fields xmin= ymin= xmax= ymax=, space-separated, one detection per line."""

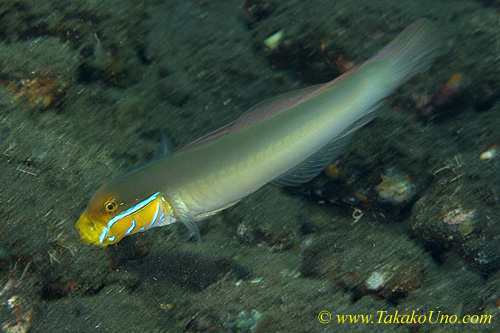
xmin=99 ymin=191 xmax=160 ymax=244
xmin=124 ymin=219 xmax=136 ymax=235
xmin=148 ymin=202 xmax=160 ymax=228
xmin=99 ymin=227 xmax=109 ymax=243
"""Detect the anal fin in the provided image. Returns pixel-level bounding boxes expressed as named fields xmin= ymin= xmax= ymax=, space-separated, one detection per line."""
xmin=271 ymin=103 xmax=381 ymax=187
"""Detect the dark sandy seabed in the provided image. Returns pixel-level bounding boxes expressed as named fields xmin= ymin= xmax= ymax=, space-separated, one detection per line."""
xmin=0 ymin=0 xmax=499 ymax=332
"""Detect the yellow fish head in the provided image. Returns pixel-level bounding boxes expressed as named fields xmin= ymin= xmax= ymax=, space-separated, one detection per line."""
xmin=76 ymin=184 xmax=175 ymax=246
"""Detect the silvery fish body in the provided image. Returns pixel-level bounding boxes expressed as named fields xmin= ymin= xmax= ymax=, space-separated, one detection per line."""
xmin=76 ymin=19 xmax=440 ymax=246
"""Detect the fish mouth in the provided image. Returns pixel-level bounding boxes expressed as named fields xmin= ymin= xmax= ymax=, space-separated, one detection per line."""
xmin=76 ymin=212 xmax=123 ymax=247
xmin=76 ymin=213 xmax=104 ymax=246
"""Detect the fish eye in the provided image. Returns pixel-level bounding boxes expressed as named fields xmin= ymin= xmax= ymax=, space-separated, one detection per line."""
xmin=103 ymin=199 xmax=118 ymax=214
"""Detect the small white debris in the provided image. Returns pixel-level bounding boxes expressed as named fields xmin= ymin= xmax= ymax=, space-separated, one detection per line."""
xmin=264 ymin=30 xmax=284 ymax=50
xmin=366 ymin=271 xmax=389 ymax=291
xmin=480 ymin=144 xmax=498 ymax=160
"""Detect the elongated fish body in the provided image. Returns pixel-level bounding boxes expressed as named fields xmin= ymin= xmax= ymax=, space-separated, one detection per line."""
xmin=77 ymin=19 xmax=440 ymax=246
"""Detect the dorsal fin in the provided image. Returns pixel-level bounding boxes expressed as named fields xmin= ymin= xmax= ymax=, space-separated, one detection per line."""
xmin=160 ymin=133 xmax=175 ymax=157
xmin=175 ymin=83 xmax=336 ymax=155
xmin=174 ymin=53 xmax=380 ymax=156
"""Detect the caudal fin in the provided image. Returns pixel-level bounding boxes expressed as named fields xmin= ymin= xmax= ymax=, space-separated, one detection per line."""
xmin=378 ymin=19 xmax=441 ymax=89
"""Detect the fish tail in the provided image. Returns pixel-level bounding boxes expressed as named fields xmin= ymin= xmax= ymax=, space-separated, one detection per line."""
xmin=373 ymin=19 xmax=441 ymax=89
